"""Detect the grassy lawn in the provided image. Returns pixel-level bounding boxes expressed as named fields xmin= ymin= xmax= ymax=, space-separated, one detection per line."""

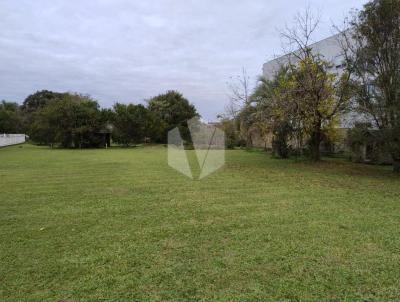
xmin=0 ymin=144 xmax=400 ymax=301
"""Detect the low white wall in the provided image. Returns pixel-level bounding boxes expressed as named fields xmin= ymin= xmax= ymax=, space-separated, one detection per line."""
xmin=0 ymin=134 xmax=26 ymax=147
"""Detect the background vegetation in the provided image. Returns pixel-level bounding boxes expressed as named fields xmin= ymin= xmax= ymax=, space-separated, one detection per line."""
xmin=222 ymin=0 xmax=400 ymax=172
xmin=1 ymin=90 xmax=198 ymax=148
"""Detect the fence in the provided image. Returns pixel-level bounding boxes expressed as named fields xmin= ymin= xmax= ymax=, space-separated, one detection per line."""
xmin=0 ymin=134 xmax=26 ymax=147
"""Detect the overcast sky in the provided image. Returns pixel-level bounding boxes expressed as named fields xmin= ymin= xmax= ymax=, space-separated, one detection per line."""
xmin=0 ymin=0 xmax=367 ymax=120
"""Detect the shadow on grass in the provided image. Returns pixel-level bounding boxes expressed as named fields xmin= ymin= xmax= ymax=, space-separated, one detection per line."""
xmin=241 ymin=148 xmax=398 ymax=180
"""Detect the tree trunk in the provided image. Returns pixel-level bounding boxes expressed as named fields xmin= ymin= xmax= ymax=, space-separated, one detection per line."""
xmin=393 ymin=159 xmax=400 ymax=173
xmin=246 ymin=133 xmax=253 ymax=149
xmin=390 ymin=148 xmax=400 ymax=173
xmin=297 ymin=133 xmax=303 ymax=156
xmin=310 ymin=125 xmax=321 ymax=161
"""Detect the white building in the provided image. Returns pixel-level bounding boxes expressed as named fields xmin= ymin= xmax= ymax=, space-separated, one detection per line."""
xmin=263 ymin=32 xmax=348 ymax=80
xmin=262 ymin=32 xmax=363 ymax=129
xmin=259 ymin=33 xmax=388 ymax=161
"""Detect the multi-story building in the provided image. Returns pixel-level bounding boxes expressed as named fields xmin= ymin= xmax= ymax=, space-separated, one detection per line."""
xmin=258 ymin=32 xmax=390 ymax=162
xmin=262 ymin=31 xmax=364 ymax=128
xmin=262 ymin=32 xmax=348 ymax=81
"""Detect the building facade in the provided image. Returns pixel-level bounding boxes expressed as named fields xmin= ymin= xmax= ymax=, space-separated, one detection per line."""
xmin=257 ymin=32 xmax=391 ymax=163
xmin=262 ymin=32 xmax=347 ymax=81
xmin=262 ymin=32 xmax=366 ymax=127
xmin=251 ymin=33 xmax=352 ymax=153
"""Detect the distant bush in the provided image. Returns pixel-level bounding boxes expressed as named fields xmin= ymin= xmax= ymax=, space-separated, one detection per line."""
xmin=346 ymin=123 xmax=391 ymax=164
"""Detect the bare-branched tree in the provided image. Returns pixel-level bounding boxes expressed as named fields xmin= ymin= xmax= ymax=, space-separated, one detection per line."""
xmin=224 ymin=67 xmax=255 ymax=147
xmin=280 ymin=7 xmax=321 ymax=62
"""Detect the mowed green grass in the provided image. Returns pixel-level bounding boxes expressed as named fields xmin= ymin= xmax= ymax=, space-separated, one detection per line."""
xmin=0 ymin=144 xmax=400 ymax=302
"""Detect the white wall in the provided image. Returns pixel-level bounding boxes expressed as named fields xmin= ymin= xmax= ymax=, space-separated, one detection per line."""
xmin=0 ymin=134 xmax=26 ymax=147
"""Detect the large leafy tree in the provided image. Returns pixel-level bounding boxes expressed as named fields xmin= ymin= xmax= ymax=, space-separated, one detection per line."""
xmin=237 ymin=9 xmax=352 ymax=160
xmin=251 ymin=60 xmax=351 ymax=160
xmin=251 ymin=70 xmax=293 ymax=158
xmin=147 ymin=90 xmax=198 ymax=143
xmin=22 ymin=90 xmax=66 ymax=113
xmin=22 ymin=90 xmax=66 ymax=130
xmin=112 ymin=103 xmax=150 ymax=146
xmin=287 ymin=58 xmax=351 ymax=160
xmin=30 ymin=93 xmax=103 ymax=148
xmin=343 ymin=0 xmax=400 ymax=172
xmin=278 ymin=9 xmax=352 ymax=160
xmin=0 ymin=101 xmax=23 ymax=133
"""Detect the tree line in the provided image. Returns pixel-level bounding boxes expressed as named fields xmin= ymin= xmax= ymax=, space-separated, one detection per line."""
xmin=0 ymin=90 xmax=198 ymax=148
xmin=1 ymin=0 xmax=399 ymax=173
xmin=221 ymin=0 xmax=400 ymax=172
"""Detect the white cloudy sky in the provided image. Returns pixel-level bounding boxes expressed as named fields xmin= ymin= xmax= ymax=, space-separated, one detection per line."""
xmin=0 ymin=0 xmax=367 ymax=120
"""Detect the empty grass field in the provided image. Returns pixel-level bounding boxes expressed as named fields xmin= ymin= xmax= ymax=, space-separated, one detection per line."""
xmin=1 ymin=144 xmax=400 ymax=301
